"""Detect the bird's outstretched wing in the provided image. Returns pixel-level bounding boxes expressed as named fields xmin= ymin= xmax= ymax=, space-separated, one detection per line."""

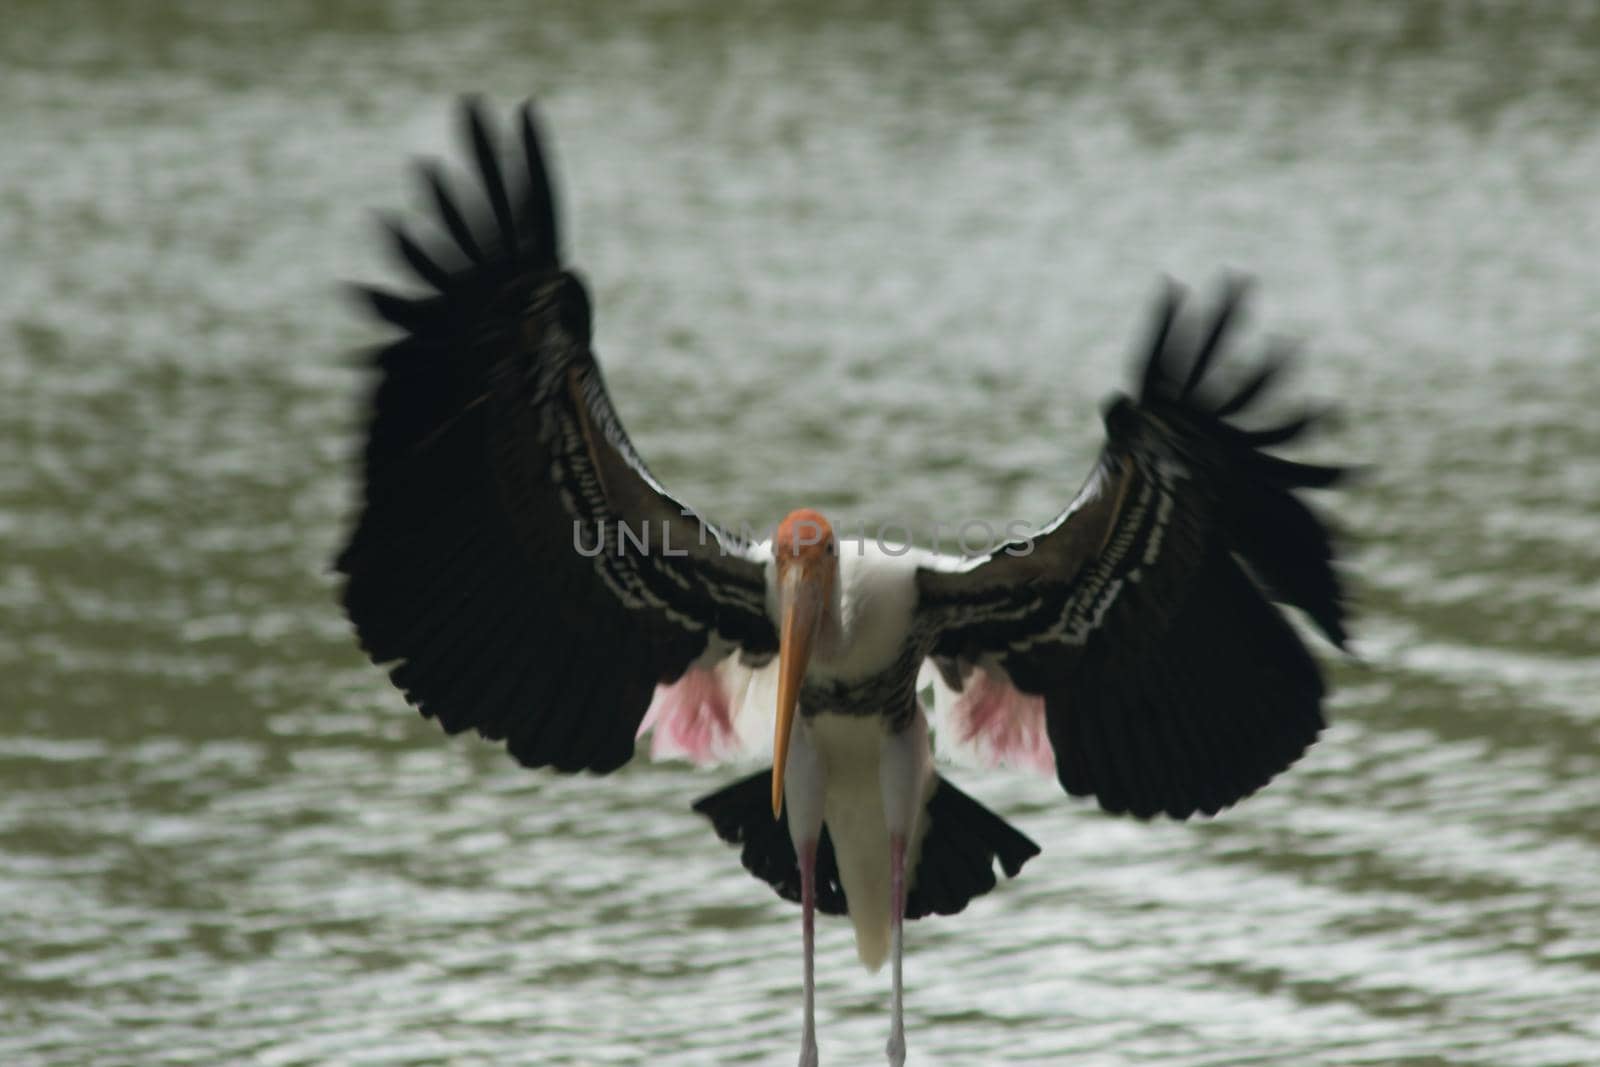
xmin=916 ymin=283 xmax=1348 ymax=818
xmin=336 ymin=98 xmax=777 ymax=774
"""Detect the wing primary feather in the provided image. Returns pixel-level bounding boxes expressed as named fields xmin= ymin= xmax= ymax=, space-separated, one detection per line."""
xmin=385 ymin=217 xmax=453 ymax=293
xmin=1225 ymin=491 xmax=1348 ymax=648
xmin=1239 ymin=410 xmax=1323 ymax=449
xmin=352 ymin=285 xmax=440 ymax=334
xmin=423 ymin=162 xmax=485 ymax=266
xmin=1252 ymin=452 xmax=1346 ymax=490
xmin=1181 ymin=277 xmax=1247 ymax=400
xmin=518 ymin=102 xmax=560 ymax=266
xmin=1139 ymin=280 xmax=1185 ymax=401
xmin=464 ymin=97 xmax=517 ymax=256
xmin=1213 ymin=341 xmax=1294 ymax=418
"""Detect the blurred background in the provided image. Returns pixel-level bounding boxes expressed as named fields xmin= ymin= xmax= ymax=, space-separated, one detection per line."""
xmin=3 ymin=2 xmax=1598 ymax=1064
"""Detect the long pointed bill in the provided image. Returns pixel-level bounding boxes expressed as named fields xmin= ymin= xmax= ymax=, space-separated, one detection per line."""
xmin=771 ymin=574 xmax=821 ymax=819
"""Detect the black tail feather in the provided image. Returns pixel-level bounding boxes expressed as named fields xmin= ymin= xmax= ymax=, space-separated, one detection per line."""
xmin=692 ymin=769 xmax=1039 ymax=921
xmin=906 ymin=776 xmax=1040 ymax=919
xmin=692 ymin=769 xmax=848 ymax=915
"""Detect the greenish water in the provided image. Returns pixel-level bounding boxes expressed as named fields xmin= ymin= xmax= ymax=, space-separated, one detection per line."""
xmin=4 ymin=3 xmax=1599 ymax=1064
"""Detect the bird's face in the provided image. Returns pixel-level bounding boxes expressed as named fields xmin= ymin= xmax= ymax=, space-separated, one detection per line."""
xmin=771 ymin=509 xmax=837 ymax=818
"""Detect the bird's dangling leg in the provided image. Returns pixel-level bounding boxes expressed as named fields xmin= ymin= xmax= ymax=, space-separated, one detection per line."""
xmin=784 ymin=717 xmax=826 ymax=1067
xmin=886 ymin=831 xmax=908 ymax=1067
xmin=879 ymin=714 xmax=928 ymax=1067
xmin=797 ymin=837 xmax=819 ymax=1067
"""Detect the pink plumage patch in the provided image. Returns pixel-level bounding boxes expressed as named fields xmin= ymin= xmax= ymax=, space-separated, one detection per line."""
xmin=949 ymin=667 xmax=1055 ymax=774
xmin=637 ymin=667 xmax=737 ymax=765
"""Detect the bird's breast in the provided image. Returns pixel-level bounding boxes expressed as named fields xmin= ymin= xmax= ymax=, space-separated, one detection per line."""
xmin=822 ymin=541 xmax=923 ymax=673
xmin=801 ymin=543 xmax=926 ymax=724
xmin=800 ymin=664 xmax=920 ymax=726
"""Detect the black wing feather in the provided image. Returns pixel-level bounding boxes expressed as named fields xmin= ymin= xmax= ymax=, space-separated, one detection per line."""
xmin=918 ymin=283 xmax=1349 ymax=819
xmin=465 ymin=97 xmax=517 ymax=255
xmin=1213 ymin=341 xmax=1294 ymax=417
xmin=1180 ymin=275 xmax=1244 ymax=400
xmin=423 ymin=163 xmax=484 ymax=266
xmin=517 ymin=103 xmax=559 ymax=264
xmin=385 ymin=218 xmax=455 ymax=292
xmin=337 ymin=98 xmax=776 ymax=775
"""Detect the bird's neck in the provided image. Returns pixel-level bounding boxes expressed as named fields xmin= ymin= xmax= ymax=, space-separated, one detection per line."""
xmin=812 ymin=567 xmax=846 ymax=663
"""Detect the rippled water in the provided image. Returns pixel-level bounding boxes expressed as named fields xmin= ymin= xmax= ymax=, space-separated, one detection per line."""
xmin=4 ymin=3 xmax=1599 ymax=1064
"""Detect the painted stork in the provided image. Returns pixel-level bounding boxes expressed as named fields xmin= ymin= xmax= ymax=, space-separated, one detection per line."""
xmin=336 ymin=98 xmax=1348 ymax=1067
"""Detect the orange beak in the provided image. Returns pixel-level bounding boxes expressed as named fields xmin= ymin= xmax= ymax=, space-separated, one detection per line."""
xmin=771 ymin=564 xmax=824 ymax=819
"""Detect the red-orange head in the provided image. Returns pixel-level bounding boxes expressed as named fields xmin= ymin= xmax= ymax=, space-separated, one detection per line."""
xmin=773 ymin=508 xmax=836 ymax=571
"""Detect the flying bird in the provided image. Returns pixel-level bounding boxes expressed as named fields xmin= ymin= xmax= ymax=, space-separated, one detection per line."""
xmin=336 ymin=98 xmax=1349 ymax=1067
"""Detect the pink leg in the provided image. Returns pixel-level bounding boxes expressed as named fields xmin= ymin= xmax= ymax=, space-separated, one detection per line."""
xmin=886 ymin=832 xmax=907 ymax=1067
xmin=784 ymin=720 xmax=825 ymax=1067
xmin=798 ymin=840 xmax=819 ymax=1067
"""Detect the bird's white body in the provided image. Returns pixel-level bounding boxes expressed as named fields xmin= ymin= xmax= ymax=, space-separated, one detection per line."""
xmin=767 ymin=538 xmax=939 ymax=970
xmin=792 ymin=709 xmax=934 ymax=969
